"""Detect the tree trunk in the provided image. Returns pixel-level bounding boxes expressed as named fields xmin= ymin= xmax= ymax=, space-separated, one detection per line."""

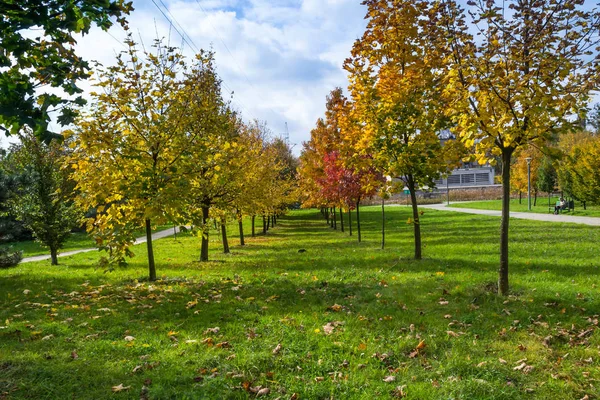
xmin=221 ymin=217 xmax=230 ymax=254
xmin=325 ymin=208 xmax=329 ymax=225
xmin=583 ymin=201 xmax=587 ymax=210
xmin=270 ymin=214 xmax=274 ymax=228
xmin=519 ymin=191 xmax=522 ymax=204
xmin=340 ymin=207 xmax=344 ymax=233
xmin=356 ymin=200 xmax=361 ymax=243
xmin=262 ymin=214 xmax=267 ymax=234
xmin=408 ymin=176 xmax=421 ymax=260
xmin=200 ymin=206 xmax=210 ymax=262
xmin=348 ymin=205 xmax=352 ymax=236
xmin=267 ymin=215 xmax=271 ymax=231
xmin=251 ymin=215 xmax=256 ymax=237
xmin=238 ymin=210 xmax=245 ymax=246
xmin=534 ymin=191 xmax=537 ymax=206
xmin=381 ymin=198 xmax=385 ymax=250
xmin=50 ymin=247 xmax=58 ymax=266
xmin=499 ymin=148 xmax=514 ymax=296
xmin=333 ymin=207 xmax=337 ymax=230
xmin=146 ymin=218 xmax=156 ymax=280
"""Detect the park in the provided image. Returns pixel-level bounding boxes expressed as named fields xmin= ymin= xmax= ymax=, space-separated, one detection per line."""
xmin=1 ymin=0 xmax=600 ymax=399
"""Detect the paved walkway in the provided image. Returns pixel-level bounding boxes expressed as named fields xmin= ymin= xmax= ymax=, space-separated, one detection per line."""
xmin=21 ymin=226 xmax=183 ymax=263
xmin=420 ymin=203 xmax=600 ymax=226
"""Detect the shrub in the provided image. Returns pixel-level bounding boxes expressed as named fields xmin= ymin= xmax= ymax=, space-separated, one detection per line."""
xmin=0 ymin=247 xmax=23 ymax=268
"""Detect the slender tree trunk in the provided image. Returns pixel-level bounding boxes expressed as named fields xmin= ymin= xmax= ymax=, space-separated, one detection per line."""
xmin=340 ymin=207 xmax=344 ymax=232
xmin=50 ymin=247 xmax=58 ymax=266
xmin=356 ymin=200 xmax=361 ymax=243
xmin=583 ymin=201 xmax=587 ymax=210
xmin=408 ymin=177 xmax=421 ymax=260
xmin=381 ymin=198 xmax=385 ymax=250
xmin=267 ymin=215 xmax=271 ymax=231
xmin=251 ymin=215 xmax=256 ymax=237
xmin=262 ymin=214 xmax=267 ymax=234
xmin=499 ymin=148 xmax=514 ymax=296
xmin=333 ymin=207 xmax=337 ymax=230
xmin=200 ymin=206 xmax=210 ymax=262
xmin=519 ymin=191 xmax=522 ymax=204
xmin=146 ymin=218 xmax=156 ymax=280
xmin=534 ymin=191 xmax=537 ymax=206
xmin=325 ymin=208 xmax=329 ymax=225
xmin=270 ymin=214 xmax=274 ymax=228
xmin=548 ymin=193 xmax=551 ymax=212
xmin=221 ymin=216 xmax=230 ymax=254
xmin=348 ymin=205 xmax=352 ymax=236
xmin=238 ymin=210 xmax=245 ymax=246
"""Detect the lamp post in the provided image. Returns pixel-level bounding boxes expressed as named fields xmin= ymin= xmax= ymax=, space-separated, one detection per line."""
xmin=526 ymin=157 xmax=532 ymax=211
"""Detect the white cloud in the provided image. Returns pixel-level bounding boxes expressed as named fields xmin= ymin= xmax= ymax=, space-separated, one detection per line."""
xmin=71 ymin=0 xmax=368 ymax=154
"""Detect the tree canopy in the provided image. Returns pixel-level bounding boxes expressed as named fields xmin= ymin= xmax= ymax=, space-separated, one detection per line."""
xmin=0 ymin=0 xmax=132 ymax=141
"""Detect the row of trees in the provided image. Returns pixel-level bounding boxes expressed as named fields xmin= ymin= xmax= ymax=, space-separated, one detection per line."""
xmin=299 ymin=0 xmax=600 ymax=295
xmin=0 ymin=36 xmax=296 ymax=278
xmin=66 ymin=38 xmax=296 ymax=280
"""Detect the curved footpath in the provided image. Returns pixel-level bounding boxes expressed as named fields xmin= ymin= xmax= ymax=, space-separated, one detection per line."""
xmin=420 ymin=202 xmax=600 ymax=226
xmin=21 ymin=226 xmax=184 ymax=263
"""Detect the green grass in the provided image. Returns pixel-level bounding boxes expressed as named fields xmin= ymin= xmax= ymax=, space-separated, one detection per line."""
xmin=1 ymin=224 xmax=176 ymax=257
xmin=1 ymin=208 xmax=599 ymax=399
xmin=449 ymin=197 xmax=600 ymax=217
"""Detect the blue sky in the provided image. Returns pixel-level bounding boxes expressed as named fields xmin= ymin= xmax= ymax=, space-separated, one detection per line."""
xmin=69 ymin=0 xmax=370 ymax=154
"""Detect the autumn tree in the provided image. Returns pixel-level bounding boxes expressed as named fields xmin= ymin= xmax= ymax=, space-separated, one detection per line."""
xmin=557 ymin=132 xmax=600 ymax=208
xmin=6 ymin=129 xmax=80 ymax=265
xmin=511 ymin=146 xmax=541 ymax=205
xmin=0 ymin=0 xmax=132 ymax=141
xmin=345 ymin=0 xmax=460 ymax=258
xmin=180 ymin=61 xmax=242 ymax=261
xmin=440 ymin=0 xmax=600 ymax=294
xmin=69 ymin=37 xmax=200 ymax=280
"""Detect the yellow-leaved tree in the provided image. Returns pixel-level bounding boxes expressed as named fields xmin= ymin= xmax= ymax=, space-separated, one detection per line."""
xmin=68 ymin=37 xmax=213 ymax=280
xmin=344 ymin=0 xmax=462 ymax=259
xmin=439 ymin=0 xmax=600 ymax=294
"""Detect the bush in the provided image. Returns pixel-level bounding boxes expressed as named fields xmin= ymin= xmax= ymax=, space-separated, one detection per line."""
xmin=0 ymin=247 xmax=23 ymax=268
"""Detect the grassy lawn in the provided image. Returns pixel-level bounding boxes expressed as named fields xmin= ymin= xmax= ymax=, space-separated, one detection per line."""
xmin=449 ymin=197 xmax=600 ymax=217
xmin=1 ymin=224 xmax=177 ymax=258
xmin=1 ymin=208 xmax=599 ymax=399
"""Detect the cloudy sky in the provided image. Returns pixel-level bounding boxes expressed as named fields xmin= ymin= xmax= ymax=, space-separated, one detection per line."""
xmin=65 ymin=0 xmax=368 ymax=154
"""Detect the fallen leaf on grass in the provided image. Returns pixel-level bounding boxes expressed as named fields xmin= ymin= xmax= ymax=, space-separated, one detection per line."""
xmin=392 ymin=385 xmax=407 ymax=398
xmin=215 ymin=341 xmax=230 ymax=348
xmin=124 ymin=336 xmax=135 ymax=342
xmin=416 ymin=340 xmax=426 ymax=350
xmin=498 ymin=358 xmax=507 ymax=364
xmin=383 ymin=375 xmax=396 ymax=383
xmin=71 ymin=351 xmax=79 ymax=359
xmin=204 ymin=327 xmax=220 ymax=335
xmin=256 ymin=387 xmax=270 ymax=396
xmin=328 ymin=304 xmax=343 ymax=312
xmin=272 ymin=343 xmax=282 ymax=354
xmin=111 ymin=384 xmax=131 ymax=393
xmin=323 ymin=323 xmax=335 ymax=335
xmin=446 ymin=330 xmax=460 ymax=338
